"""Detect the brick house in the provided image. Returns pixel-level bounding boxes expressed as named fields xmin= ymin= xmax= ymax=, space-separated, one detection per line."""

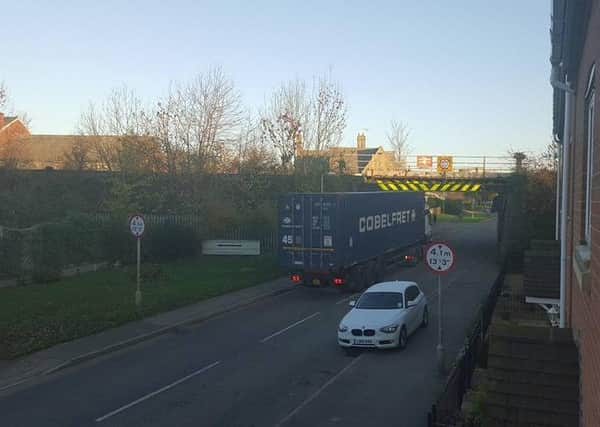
xmin=0 ymin=113 xmax=29 ymax=144
xmin=298 ymin=133 xmax=403 ymax=176
xmin=551 ymin=1 xmax=600 ymax=425
xmin=0 ymin=113 xmax=123 ymax=170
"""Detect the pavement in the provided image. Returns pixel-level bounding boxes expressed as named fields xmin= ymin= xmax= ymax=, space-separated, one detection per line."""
xmin=0 ymin=218 xmax=499 ymax=427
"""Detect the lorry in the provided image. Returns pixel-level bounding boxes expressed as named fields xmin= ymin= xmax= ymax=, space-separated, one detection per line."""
xmin=278 ymin=192 xmax=432 ymax=292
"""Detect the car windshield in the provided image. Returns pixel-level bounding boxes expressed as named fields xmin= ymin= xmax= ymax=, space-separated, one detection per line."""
xmin=356 ymin=292 xmax=403 ymax=309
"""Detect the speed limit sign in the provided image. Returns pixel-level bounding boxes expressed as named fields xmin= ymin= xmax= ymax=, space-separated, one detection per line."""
xmin=425 ymin=241 xmax=455 ymax=274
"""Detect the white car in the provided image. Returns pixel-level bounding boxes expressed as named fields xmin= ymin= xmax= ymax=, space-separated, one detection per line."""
xmin=338 ymin=281 xmax=428 ymax=350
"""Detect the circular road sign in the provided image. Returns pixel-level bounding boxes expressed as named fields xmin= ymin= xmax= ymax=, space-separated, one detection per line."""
xmin=425 ymin=241 xmax=455 ymax=274
xmin=129 ymin=214 xmax=145 ymax=238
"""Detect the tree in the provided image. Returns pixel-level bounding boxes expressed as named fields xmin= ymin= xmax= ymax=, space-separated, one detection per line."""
xmin=387 ymin=120 xmax=410 ymax=168
xmin=77 ymin=85 xmax=169 ymax=173
xmin=150 ymin=67 xmax=242 ymax=174
xmin=305 ymin=75 xmax=347 ymax=152
xmin=231 ymin=114 xmax=276 ymax=174
xmin=260 ymin=74 xmax=347 ymax=168
xmin=63 ymin=138 xmax=91 ymax=170
xmin=0 ymin=81 xmax=31 ymax=127
xmin=260 ymin=79 xmax=308 ymax=168
xmin=78 ymin=85 xmax=152 ymax=172
xmin=0 ymin=82 xmax=7 ymax=111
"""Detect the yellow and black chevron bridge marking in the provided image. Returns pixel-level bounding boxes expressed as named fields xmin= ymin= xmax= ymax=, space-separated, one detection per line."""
xmin=374 ymin=179 xmax=482 ymax=192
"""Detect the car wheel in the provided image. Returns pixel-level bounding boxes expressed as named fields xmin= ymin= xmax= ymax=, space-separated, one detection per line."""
xmin=421 ymin=306 xmax=429 ymax=328
xmin=398 ymin=326 xmax=408 ymax=350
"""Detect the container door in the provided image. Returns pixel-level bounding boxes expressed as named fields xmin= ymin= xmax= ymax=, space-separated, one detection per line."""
xmin=307 ymin=195 xmax=336 ymax=270
xmin=279 ymin=196 xmax=306 ymax=268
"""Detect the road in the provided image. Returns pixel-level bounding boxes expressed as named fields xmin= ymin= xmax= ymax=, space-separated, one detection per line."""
xmin=0 ymin=218 xmax=499 ymax=427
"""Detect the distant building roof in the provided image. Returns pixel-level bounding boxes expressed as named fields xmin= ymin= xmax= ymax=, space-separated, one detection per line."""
xmin=302 ymin=146 xmax=389 ymax=175
xmin=7 ymin=135 xmax=119 ymax=168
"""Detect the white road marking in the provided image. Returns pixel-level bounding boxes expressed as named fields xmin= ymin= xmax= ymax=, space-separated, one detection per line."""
xmin=0 ymin=376 xmax=33 ymax=392
xmin=259 ymin=312 xmax=321 ymax=343
xmin=274 ymin=355 xmax=363 ymax=426
xmin=94 ymin=361 xmax=221 ymax=423
xmin=335 ymin=293 xmax=359 ymax=305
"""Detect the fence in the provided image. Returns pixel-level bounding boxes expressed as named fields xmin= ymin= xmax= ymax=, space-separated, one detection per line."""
xmin=427 ymin=269 xmax=505 ymax=427
xmin=1 ymin=214 xmax=278 ymax=283
xmin=91 ymin=213 xmax=278 ymax=253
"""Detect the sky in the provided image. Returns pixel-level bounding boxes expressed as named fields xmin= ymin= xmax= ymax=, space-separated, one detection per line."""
xmin=0 ymin=0 xmax=553 ymax=157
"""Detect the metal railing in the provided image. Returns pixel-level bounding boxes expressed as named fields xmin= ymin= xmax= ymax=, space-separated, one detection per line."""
xmin=427 ymin=269 xmax=505 ymax=427
xmin=386 ymin=155 xmax=520 ymax=179
xmin=91 ymin=213 xmax=278 ymax=253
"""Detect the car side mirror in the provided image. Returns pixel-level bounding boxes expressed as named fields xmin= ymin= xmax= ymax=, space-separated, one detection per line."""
xmin=406 ymin=300 xmax=416 ymax=308
xmin=349 ymin=300 xmax=356 ymax=307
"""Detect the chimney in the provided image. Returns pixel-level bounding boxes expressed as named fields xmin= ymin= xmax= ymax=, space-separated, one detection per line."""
xmin=0 ymin=112 xmax=4 ymax=128
xmin=357 ymin=132 xmax=366 ymax=149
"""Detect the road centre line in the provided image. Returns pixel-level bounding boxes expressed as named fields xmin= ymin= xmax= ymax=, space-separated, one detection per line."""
xmin=95 ymin=361 xmax=221 ymax=423
xmin=259 ymin=312 xmax=321 ymax=343
xmin=274 ymin=355 xmax=363 ymax=426
xmin=335 ymin=293 xmax=359 ymax=305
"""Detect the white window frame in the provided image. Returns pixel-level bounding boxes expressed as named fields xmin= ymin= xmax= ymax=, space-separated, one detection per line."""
xmin=584 ymin=64 xmax=596 ymax=244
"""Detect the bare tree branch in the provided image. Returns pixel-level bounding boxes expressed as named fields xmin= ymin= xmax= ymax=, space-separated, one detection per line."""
xmin=305 ymin=75 xmax=347 ymax=151
xmin=0 ymin=81 xmax=7 ymax=111
xmin=260 ymin=79 xmax=308 ymax=167
xmin=387 ymin=120 xmax=410 ymax=167
xmin=260 ymin=74 xmax=347 ymax=168
xmin=0 ymin=81 xmax=32 ymax=127
xmin=63 ymin=138 xmax=91 ymax=170
xmin=77 ymin=85 xmax=154 ymax=172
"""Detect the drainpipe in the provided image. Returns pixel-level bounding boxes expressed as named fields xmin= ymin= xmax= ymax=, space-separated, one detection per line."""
xmin=551 ymin=65 xmax=574 ymax=328
xmin=555 ymin=135 xmax=561 ymax=241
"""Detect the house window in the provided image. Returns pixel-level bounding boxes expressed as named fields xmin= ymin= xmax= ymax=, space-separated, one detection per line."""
xmin=584 ymin=64 xmax=596 ymax=244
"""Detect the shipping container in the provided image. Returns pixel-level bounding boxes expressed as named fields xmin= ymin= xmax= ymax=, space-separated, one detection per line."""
xmin=278 ymin=192 xmax=430 ymax=290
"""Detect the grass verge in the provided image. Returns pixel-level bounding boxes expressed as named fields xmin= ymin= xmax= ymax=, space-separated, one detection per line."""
xmin=0 ymin=255 xmax=279 ymax=359
xmin=437 ymin=212 xmax=492 ymax=223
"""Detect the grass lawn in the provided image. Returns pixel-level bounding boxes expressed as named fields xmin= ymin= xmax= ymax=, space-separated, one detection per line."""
xmin=436 ymin=212 xmax=492 ymax=223
xmin=0 ymin=255 xmax=280 ymax=359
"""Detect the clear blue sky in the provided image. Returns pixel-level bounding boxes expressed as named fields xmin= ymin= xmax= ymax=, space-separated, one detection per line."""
xmin=1 ymin=0 xmax=552 ymax=157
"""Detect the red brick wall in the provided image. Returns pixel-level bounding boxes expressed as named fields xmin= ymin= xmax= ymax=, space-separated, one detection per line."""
xmin=565 ymin=2 xmax=600 ymax=425
xmin=0 ymin=119 xmax=30 ymax=144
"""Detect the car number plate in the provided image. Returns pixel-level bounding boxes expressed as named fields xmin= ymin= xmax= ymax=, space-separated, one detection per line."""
xmin=353 ymin=339 xmax=373 ymax=345
xmin=312 ymin=279 xmax=321 ymax=285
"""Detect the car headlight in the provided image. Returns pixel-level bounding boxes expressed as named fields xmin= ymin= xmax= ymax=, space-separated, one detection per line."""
xmin=338 ymin=324 xmax=349 ymax=333
xmin=379 ymin=324 xmax=399 ymax=333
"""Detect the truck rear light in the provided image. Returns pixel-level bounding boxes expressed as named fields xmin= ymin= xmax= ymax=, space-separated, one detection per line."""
xmin=404 ymin=255 xmax=415 ymax=261
xmin=291 ymin=274 xmax=302 ymax=283
xmin=332 ymin=277 xmax=344 ymax=286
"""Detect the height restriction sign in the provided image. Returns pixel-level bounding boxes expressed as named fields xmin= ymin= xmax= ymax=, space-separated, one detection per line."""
xmin=425 ymin=242 xmax=455 ymax=274
xmin=129 ymin=214 xmax=145 ymax=238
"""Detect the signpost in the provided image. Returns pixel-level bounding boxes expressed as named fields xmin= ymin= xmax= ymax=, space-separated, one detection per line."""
xmin=425 ymin=241 xmax=455 ymax=373
xmin=436 ymin=156 xmax=454 ymax=174
xmin=129 ymin=214 xmax=145 ymax=310
xmin=417 ymin=155 xmax=433 ymax=169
